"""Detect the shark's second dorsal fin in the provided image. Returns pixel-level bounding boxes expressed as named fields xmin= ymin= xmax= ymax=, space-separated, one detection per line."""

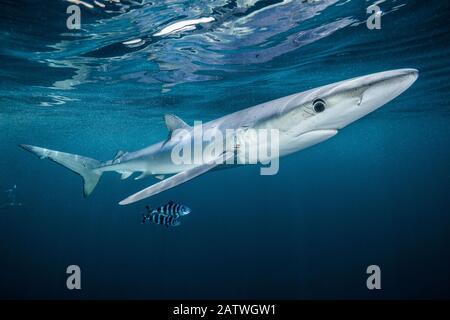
xmin=163 ymin=114 xmax=191 ymax=146
xmin=114 ymin=150 xmax=125 ymax=159
xmin=113 ymin=150 xmax=128 ymax=163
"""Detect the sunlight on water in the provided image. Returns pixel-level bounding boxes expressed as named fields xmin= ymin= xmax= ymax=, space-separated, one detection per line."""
xmin=3 ymin=1 xmax=448 ymax=101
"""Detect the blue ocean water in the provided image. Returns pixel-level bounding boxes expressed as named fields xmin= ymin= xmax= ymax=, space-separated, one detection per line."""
xmin=0 ymin=0 xmax=449 ymax=299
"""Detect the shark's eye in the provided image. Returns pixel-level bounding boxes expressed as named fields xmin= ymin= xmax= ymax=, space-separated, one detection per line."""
xmin=313 ymin=99 xmax=326 ymax=113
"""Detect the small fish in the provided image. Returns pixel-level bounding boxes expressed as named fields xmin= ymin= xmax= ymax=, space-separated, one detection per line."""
xmin=146 ymin=201 xmax=191 ymax=219
xmin=142 ymin=212 xmax=180 ymax=227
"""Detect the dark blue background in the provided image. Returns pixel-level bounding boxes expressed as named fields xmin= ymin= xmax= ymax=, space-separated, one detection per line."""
xmin=0 ymin=0 xmax=449 ymax=299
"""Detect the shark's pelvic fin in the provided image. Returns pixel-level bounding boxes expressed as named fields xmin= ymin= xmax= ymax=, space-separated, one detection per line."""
xmin=118 ymin=171 xmax=133 ymax=180
xmin=134 ymin=172 xmax=149 ymax=180
xmin=154 ymin=175 xmax=165 ymax=180
xmin=119 ymin=152 xmax=233 ymax=205
xmin=19 ymin=144 xmax=102 ymax=197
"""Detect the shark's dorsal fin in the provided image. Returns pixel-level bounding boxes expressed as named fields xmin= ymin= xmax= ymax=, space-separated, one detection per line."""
xmin=165 ymin=114 xmax=190 ymax=134
xmin=163 ymin=114 xmax=191 ymax=146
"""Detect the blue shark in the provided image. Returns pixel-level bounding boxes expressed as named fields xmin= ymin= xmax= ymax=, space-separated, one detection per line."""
xmin=20 ymin=69 xmax=418 ymax=205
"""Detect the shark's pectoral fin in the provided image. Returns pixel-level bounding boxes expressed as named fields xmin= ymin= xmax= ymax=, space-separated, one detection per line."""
xmin=119 ymin=152 xmax=233 ymax=205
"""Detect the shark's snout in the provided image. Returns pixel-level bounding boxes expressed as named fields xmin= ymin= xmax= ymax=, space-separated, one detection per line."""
xmin=381 ymin=68 xmax=419 ymax=82
xmin=315 ymin=69 xmax=419 ymax=130
xmin=358 ymin=68 xmax=418 ymax=111
xmin=393 ymin=68 xmax=419 ymax=94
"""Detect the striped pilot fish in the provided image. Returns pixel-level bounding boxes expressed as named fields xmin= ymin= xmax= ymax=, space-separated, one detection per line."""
xmin=146 ymin=201 xmax=191 ymax=219
xmin=142 ymin=201 xmax=191 ymax=227
xmin=142 ymin=212 xmax=180 ymax=228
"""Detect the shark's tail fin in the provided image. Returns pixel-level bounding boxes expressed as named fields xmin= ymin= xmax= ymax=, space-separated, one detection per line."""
xmin=19 ymin=144 xmax=102 ymax=197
